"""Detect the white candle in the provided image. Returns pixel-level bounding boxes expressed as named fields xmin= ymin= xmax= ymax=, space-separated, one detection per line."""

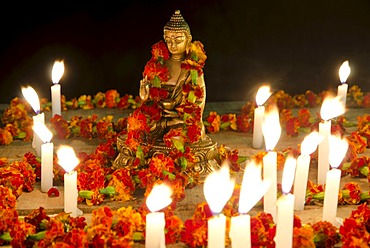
xmin=51 ymin=84 xmax=61 ymax=117
xmin=294 ymin=132 xmax=323 ymax=210
xmin=146 ymin=212 xmax=165 ymax=248
xmin=318 ymin=96 xmax=345 ymax=184
xmin=33 ymin=122 xmax=54 ymax=193
xmin=57 ymin=146 xmax=80 ymax=218
xmin=337 ymin=83 xmax=348 ymax=109
xmin=230 ymin=214 xmax=250 ymax=248
xmin=263 ymin=151 xmax=277 ymax=220
xmin=252 ymin=85 xmax=271 ymax=149
xmin=275 ymin=193 xmax=295 ymax=248
xmin=208 ymin=214 xmax=227 ymax=248
xmin=322 ymin=134 xmax=348 ymax=225
xmin=294 ymin=154 xmax=310 ymax=210
xmin=261 ymin=104 xmax=281 ymax=221
xmin=41 ymin=142 xmax=54 ymax=192
xmin=32 ymin=113 xmax=45 ymax=157
xmin=275 ymin=156 xmax=296 ymax=248
xmin=337 ymin=60 xmax=350 ymax=109
xmin=253 ymin=106 xmax=265 ymax=149
xmin=145 ymin=183 xmax=172 ymax=248
xmin=64 ymin=170 xmax=78 ymax=217
xmin=318 ymin=120 xmax=331 ymax=184
xmin=322 ymin=168 xmax=341 ymax=224
xmin=230 ymin=161 xmax=269 ymax=248
xmin=51 ymin=60 xmax=65 ymax=117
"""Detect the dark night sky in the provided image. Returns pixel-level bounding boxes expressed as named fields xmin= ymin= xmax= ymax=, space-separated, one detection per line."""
xmin=1 ymin=0 xmax=370 ymax=103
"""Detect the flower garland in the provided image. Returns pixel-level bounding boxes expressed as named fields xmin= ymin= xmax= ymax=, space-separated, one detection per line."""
xmin=3 ymin=190 xmax=370 ymax=246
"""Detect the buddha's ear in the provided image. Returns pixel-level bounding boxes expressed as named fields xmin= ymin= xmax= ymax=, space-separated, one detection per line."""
xmin=186 ymin=34 xmax=192 ymax=53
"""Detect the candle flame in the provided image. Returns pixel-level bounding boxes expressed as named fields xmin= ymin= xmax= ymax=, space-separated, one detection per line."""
xmin=301 ymin=131 xmax=323 ymax=155
xmin=21 ymin=86 xmax=40 ymax=114
xmin=262 ymin=104 xmax=281 ymax=151
xmin=282 ymin=156 xmax=296 ymax=194
xmin=146 ymin=182 xmax=173 ymax=212
xmin=52 ymin=60 xmax=65 ymax=84
xmin=329 ymin=134 xmax=348 ymax=169
xmin=32 ymin=122 xmax=53 ymax=143
xmin=320 ymin=95 xmax=345 ymax=121
xmin=57 ymin=145 xmax=79 ymax=173
xmin=339 ymin=60 xmax=350 ymax=84
xmin=238 ymin=160 xmax=270 ymax=214
xmin=255 ymin=85 xmax=272 ymax=106
xmin=204 ymin=163 xmax=235 ymax=214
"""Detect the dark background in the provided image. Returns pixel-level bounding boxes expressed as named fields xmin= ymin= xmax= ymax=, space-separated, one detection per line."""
xmin=1 ymin=0 xmax=370 ymax=104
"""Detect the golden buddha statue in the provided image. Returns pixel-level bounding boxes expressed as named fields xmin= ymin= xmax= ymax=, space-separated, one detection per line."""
xmin=113 ymin=10 xmax=218 ymax=179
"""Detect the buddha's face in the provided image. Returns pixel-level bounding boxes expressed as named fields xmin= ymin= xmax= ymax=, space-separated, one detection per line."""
xmin=164 ymin=31 xmax=190 ymax=56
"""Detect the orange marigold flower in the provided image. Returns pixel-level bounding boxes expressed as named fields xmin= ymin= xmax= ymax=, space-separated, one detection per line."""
xmin=93 ymin=91 xmax=106 ymax=108
xmin=0 ymin=185 xmax=17 ymax=208
xmin=50 ymin=114 xmax=70 ymax=139
xmin=280 ymin=109 xmax=293 ymax=124
xmin=151 ymin=40 xmax=170 ymax=61
xmin=293 ymin=225 xmax=315 ymax=248
xmin=340 ymin=182 xmax=362 ymax=205
xmin=149 ymin=153 xmax=175 ymax=178
xmin=312 ymin=221 xmax=340 ymax=248
xmin=205 ymin=111 xmax=220 ymax=133
xmin=286 ymin=117 xmax=300 ymax=137
xmin=105 ymin=89 xmax=120 ymax=108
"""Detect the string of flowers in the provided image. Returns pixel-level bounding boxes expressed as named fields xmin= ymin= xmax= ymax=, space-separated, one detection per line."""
xmin=0 ymin=84 xmax=369 ymax=146
xmin=3 ymin=184 xmax=370 ymax=247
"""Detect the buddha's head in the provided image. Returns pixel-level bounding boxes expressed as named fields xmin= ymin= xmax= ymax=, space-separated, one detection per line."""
xmin=164 ymin=10 xmax=192 ymax=58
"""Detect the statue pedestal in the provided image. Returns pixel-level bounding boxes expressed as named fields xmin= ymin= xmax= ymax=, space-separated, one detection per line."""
xmin=113 ymin=135 xmax=219 ymax=176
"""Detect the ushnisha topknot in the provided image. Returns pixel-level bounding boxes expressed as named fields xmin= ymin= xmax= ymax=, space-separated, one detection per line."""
xmin=164 ymin=10 xmax=191 ymax=34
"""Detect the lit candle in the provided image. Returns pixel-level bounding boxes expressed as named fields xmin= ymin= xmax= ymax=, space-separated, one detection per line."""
xmin=57 ymin=146 xmax=80 ymax=217
xmin=22 ymin=86 xmax=44 ymax=157
xmin=318 ymin=96 xmax=345 ymax=184
xmin=32 ymin=122 xmax=53 ymax=193
xmin=262 ymin=104 xmax=281 ymax=221
xmin=294 ymin=132 xmax=323 ymax=210
xmin=275 ymin=156 xmax=296 ymax=248
xmin=337 ymin=60 xmax=350 ymax=109
xmin=51 ymin=60 xmax=65 ymax=117
xmin=253 ymin=85 xmax=272 ymax=149
xmin=323 ymin=134 xmax=348 ymax=226
xmin=145 ymin=183 xmax=172 ymax=248
xmin=230 ymin=161 xmax=270 ymax=248
xmin=204 ymin=163 xmax=235 ymax=248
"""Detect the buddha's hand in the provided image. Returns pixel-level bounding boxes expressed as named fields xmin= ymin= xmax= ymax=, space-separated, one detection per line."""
xmin=139 ymin=76 xmax=149 ymax=101
xmin=163 ymin=109 xmax=180 ymax=118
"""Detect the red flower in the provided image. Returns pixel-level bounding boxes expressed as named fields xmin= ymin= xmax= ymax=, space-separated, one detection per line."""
xmin=50 ymin=114 xmax=70 ymax=139
xmin=105 ymin=89 xmax=120 ymax=108
xmin=143 ymin=59 xmax=170 ymax=82
xmin=151 ymin=40 xmax=170 ymax=61
xmin=47 ymin=187 xmax=60 ymax=197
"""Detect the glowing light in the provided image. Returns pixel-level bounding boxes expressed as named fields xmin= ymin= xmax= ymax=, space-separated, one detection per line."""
xmin=21 ymin=86 xmax=40 ymax=114
xmin=32 ymin=122 xmax=52 ymax=143
xmin=329 ymin=134 xmax=349 ymax=169
xmin=204 ymin=163 xmax=235 ymax=214
xmin=57 ymin=146 xmax=79 ymax=173
xmin=238 ymin=160 xmax=270 ymax=214
xmin=281 ymin=156 xmax=296 ymax=194
xmin=320 ymin=95 xmax=345 ymax=121
xmin=262 ymin=104 xmax=281 ymax=151
xmin=52 ymin=60 xmax=65 ymax=84
xmin=301 ymin=131 xmax=323 ymax=155
xmin=146 ymin=183 xmax=173 ymax=212
xmin=339 ymin=60 xmax=350 ymax=84
xmin=255 ymin=85 xmax=272 ymax=106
